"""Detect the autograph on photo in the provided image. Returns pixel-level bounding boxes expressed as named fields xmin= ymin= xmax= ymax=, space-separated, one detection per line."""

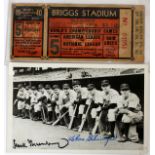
xmin=68 ymin=134 xmax=116 ymax=146
xmin=13 ymin=138 xmax=69 ymax=149
xmin=13 ymin=134 xmax=116 ymax=149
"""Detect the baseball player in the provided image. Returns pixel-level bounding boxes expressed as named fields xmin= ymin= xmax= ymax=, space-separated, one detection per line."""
xmin=117 ymin=83 xmax=143 ymax=143
xmin=51 ymin=84 xmax=64 ymax=125
xmin=29 ymin=86 xmax=39 ymax=120
xmin=45 ymin=84 xmax=55 ymax=124
xmin=100 ymin=80 xmax=120 ymax=138
xmin=60 ymin=83 xmax=77 ymax=127
xmin=72 ymin=80 xmax=89 ymax=130
xmin=37 ymin=84 xmax=49 ymax=123
xmin=84 ymin=83 xmax=103 ymax=133
xmin=23 ymin=85 xmax=33 ymax=119
xmin=15 ymin=84 xmax=27 ymax=118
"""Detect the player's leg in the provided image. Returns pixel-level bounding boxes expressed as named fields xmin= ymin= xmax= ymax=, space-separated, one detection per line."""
xmin=128 ymin=124 xmax=139 ymax=143
xmin=76 ymin=104 xmax=84 ymax=129
xmin=46 ymin=103 xmax=53 ymax=124
xmin=61 ymin=107 xmax=70 ymax=126
xmin=107 ymin=108 xmax=117 ymax=137
xmin=89 ymin=108 xmax=96 ymax=133
xmin=52 ymin=103 xmax=57 ymax=122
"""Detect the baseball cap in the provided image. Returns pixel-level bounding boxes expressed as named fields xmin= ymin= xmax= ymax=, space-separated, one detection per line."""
xmin=63 ymin=83 xmax=70 ymax=89
xmin=53 ymin=84 xmax=60 ymax=90
xmin=87 ymin=84 xmax=95 ymax=90
xmin=101 ymin=80 xmax=110 ymax=86
xmin=38 ymin=84 xmax=44 ymax=89
xmin=25 ymin=85 xmax=30 ymax=90
xmin=45 ymin=84 xmax=51 ymax=89
xmin=72 ymin=80 xmax=81 ymax=86
xmin=17 ymin=83 xmax=23 ymax=89
xmin=31 ymin=86 xmax=37 ymax=90
xmin=120 ymin=83 xmax=130 ymax=91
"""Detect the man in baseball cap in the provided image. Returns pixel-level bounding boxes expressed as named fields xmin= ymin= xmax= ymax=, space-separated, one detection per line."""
xmin=120 ymin=83 xmax=130 ymax=100
xmin=16 ymin=83 xmax=26 ymax=118
xmin=61 ymin=83 xmax=77 ymax=127
xmin=84 ymin=83 xmax=103 ymax=133
xmin=28 ymin=86 xmax=36 ymax=120
xmin=101 ymin=80 xmax=111 ymax=93
xmin=45 ymin=84 xmax=53 ymax=101
xmin=45 ymin=84 xmax=55 ymax=124
xmin=51 ymin=84 xmax=65 ymax=125
xmin=71 ymin=80 xmax=89 ymax=130
xmin=37 ymin=84 xmax=49 ymax=123
xmin=52 ymin=84 xmax=61 ymax=97
xmin=23 ymin=85 xmax=32 ymax=119
xmin=100 ymin=79 xmax=120 ymax=137
xmin=117 ymin=83 xmax=143 ymax=143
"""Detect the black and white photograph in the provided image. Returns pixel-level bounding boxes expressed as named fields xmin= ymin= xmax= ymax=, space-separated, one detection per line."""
xmin=7 ymin=63 xmax=148 ymax=153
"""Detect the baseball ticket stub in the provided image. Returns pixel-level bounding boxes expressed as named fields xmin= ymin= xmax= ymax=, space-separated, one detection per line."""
xmin=11 ymin=4 xmax=144 ymax=62
xmin=12 ymin=5 xmax=45 ymax=58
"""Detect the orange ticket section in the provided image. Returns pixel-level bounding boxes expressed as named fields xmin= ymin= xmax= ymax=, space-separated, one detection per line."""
xmin=47 ymin=7 xmax=131 ymax=59
xmin=12 ymin=6 xmax=44 ymax=58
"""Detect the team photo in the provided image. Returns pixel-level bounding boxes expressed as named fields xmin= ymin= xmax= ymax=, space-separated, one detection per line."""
xmin=7 ymin=63 xmax=147 ymax=152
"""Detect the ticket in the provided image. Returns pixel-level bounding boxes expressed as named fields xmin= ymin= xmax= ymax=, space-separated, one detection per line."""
xmin=11 ymin=4 xmax=45 ymax=59
xmin=11 ymin=4 xmax=144 ymax=62
xmin=47 ymin=5 xmax=144 ymax=62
